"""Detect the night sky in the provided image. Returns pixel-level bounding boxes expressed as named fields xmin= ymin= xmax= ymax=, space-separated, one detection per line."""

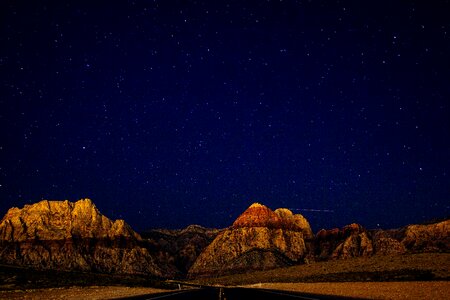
xmin=1 ymin=1 xmax=449 ymax=232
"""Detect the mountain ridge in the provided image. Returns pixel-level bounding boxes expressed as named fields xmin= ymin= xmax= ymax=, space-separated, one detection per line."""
xmin=0 ymin=199 xmax=448 ymax=279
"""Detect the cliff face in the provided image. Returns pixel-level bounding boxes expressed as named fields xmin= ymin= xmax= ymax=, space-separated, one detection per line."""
xmin=188 ymin=203 xmax=313 ymax=278
xmin=0 ymin=199 xmax=161 ymax=276
xmin=315 ymin=220 xmax=450 ymax=260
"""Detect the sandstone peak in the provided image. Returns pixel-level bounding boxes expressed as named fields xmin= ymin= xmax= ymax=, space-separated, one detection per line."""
xmin=232 ymin=202 xmax=280 ymax=229
xmin=249 ymin=202 xmax=266 ymax=209
xmin=232 ymin=203 xmax=313 ymax=237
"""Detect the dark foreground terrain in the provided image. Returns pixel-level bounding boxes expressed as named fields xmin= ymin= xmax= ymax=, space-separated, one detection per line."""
xmin=119 ymin=287 xmax=364 ymax=300
xmin=0 ymin=264 xmax=172 ymax=291
xmin=2 ymin=282 xmax=449 ymax=299
xmin=191 ymin=253 xmax=450 ymax=286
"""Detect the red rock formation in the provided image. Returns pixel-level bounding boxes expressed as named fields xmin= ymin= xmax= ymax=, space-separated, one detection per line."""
xmin=315 ymin=220 xmax=450 ymax=260
xmin=232 ymin=203 xmax=281 ymax=229
xmin=315 ymin=223 xmax=374 ymax=260
xmin=188 ymin=203 xmax=313 ymax=278
xmin=232 ymin=203 xmax=314 ymax=238
xmin=0 ymin=199 xmax=162 ymax=276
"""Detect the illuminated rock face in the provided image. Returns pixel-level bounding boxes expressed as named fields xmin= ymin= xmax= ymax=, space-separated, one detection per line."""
xmin=0 ymin=199 xmax=162 ymax=276
xmin=232 ymin=203 xmax=314 ymax=239
xmin=188 ymin=203 xmax=314 ymax=278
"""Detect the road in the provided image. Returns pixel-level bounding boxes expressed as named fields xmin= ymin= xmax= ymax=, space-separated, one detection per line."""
xmin=119 ymin=287 xmax=365 ymax=300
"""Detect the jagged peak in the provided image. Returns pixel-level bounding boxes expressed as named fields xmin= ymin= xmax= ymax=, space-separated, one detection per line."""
xmin=248 ymin=202 xmax=267 ymax=209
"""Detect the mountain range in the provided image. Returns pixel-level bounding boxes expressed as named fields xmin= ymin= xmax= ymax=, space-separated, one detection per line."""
xmin=0 ymin=199 xmax=448 ymax=278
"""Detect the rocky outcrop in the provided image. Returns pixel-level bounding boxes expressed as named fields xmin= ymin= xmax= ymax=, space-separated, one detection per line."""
xmin=188 ymin=203 xmax=314 ymax=278
xmin=142 ymin=225 xmax=219 ymax=277
xmin=315 ymin=223 xmax=374 ymax=260
xmin=400 ymin=220 xmax=450 ymax=252
xmin=315 ymin=220 xmax=450 ymax=260
xmin=0 ymin=199 xmax=162 ymax=276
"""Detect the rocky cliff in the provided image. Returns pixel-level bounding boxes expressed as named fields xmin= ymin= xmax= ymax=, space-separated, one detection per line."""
xmin=188 ymin=203 xmax=314 ymax=278
xmin=315 ymin=219 xmax=450 ymax=260
xmin=0 ymin=199 xmax=162 ymax=276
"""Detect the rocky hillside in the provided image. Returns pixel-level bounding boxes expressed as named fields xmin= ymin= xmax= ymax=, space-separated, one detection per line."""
xmin=315 ymin=219 xmax=450 ymax=260
xmin=0 ymin=199 xmax=162 ymax=276
xmin=142 ymin=225 xmax=219 ymax=277
xmin=188 ymin=203 xmax=314 ymax=278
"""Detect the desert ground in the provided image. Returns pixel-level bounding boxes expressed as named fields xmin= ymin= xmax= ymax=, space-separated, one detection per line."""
xmin=192 ymin=253 xmax=450 ymax=285
xmin=0 ymin=286 xmax=167 ymax=300
xmin=253 ymin=281 xmax=450 ymax=299
xmin=1 ymin=281 xmax=449 ymax=299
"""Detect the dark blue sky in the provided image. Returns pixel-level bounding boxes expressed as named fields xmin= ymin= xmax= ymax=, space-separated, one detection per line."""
xmin=1 ymin=0 xmax=449 ymax=232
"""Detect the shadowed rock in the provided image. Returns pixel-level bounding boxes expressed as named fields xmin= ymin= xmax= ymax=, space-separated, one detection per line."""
xmin=142 ymin=224 xmax=219 ymax=277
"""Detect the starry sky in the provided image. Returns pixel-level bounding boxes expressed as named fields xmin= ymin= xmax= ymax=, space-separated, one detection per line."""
xmin=1 ymin=0 xmax=449 ymax=232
